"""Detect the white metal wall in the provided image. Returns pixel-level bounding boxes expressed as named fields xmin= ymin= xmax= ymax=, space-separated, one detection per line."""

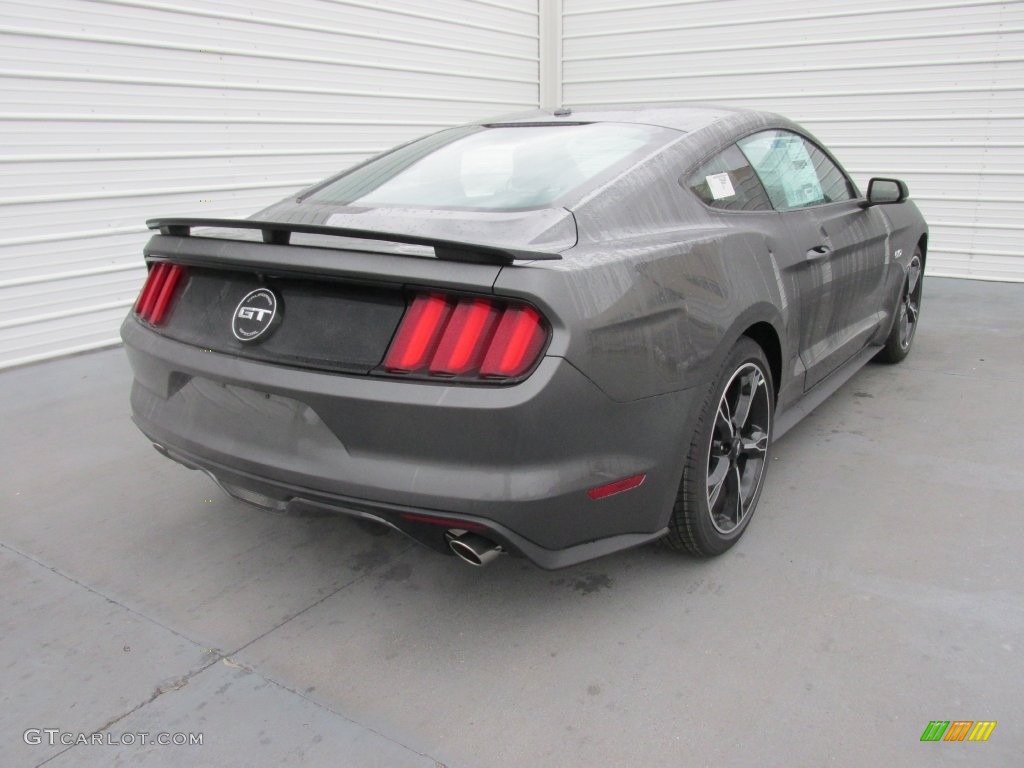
xmin=0 ymin=0 xmax=540 ymax=368
xmin=4 ymin=1 xmax=1021 ymax=369
xmin=562 ymin=0 xmax=1024 ymax=282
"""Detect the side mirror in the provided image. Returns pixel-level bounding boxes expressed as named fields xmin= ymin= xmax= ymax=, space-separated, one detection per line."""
xmin=861 ymin=177 xmax=908 ymax=207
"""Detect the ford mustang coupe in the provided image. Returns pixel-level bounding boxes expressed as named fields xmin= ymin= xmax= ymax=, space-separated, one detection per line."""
xmin=122 ymin=104 xmax=927 ymax=568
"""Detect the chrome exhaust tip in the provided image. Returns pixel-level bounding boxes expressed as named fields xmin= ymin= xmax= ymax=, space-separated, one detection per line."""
xmin=446 ymin=530 xmax=503 ymax=567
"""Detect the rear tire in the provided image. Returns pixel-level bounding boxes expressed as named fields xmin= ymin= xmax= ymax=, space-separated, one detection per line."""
xmin=876 ymin=248 xmax=923 ymax=364
xmin=664 ymin=337 xmax=774 ymax=557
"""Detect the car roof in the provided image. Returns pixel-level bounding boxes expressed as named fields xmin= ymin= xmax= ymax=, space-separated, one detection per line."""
xmin=478 ymin=103 xmax=780 ymax=134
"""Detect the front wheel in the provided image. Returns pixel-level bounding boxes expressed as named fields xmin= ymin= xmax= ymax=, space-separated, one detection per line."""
xmin=876 ymin=248 xmax=923 ymax=364
xmin=664 ymin=338 xmax=774 ymax=557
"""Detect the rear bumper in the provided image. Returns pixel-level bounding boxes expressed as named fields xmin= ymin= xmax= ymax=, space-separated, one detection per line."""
xmin=122 ymin=317 xmax=701 ymax=568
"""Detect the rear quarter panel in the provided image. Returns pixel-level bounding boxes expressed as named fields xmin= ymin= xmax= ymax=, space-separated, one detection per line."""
xmin=494 ymin=138 xmax=792 ymax=403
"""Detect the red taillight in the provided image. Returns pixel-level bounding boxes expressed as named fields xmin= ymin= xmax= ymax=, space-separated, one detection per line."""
xmin=383 ymin=294 xmax=453 ymax=372
xmin=429 ymin=298 xmax=501 ymax=375
xmin=134 ymin=262 xmax=167 ymax=318
xmin=479 ymin=305 xmax=545 ymax=379
xmin=383 ymin=293 xmax=548 ymax=382
xmin=134 ymin=262 xmax=186 ymax=325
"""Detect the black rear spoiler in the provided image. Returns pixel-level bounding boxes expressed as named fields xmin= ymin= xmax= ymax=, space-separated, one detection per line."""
xmin=146 ymin=218 xmax=562 ymax=266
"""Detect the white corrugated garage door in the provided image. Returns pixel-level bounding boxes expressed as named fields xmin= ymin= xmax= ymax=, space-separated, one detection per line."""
xmin=562 ymin=0 xmax=1024 ymax=282
xmin=4 ymin=1 xmax=1021 ymax=369
xmin=0 ymin=0 xmax=540 ymax=368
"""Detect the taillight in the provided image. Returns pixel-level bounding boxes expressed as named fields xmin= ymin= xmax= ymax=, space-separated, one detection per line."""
xmin=479 ymin=305 xmax=545 ymax=378
xmin=430 ymin=298 xmax=501 ymax=375
xmin=383 ymin=293 xmax=548 ymax=382
xmin=134 ymin=262 xmax=186 ymax=325
xmin=383 ymin=294 xmax=453 ymax=373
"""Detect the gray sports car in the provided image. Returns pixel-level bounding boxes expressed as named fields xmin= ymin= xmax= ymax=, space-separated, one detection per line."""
xmin=122 ymin=104 xmax=927 ymax=569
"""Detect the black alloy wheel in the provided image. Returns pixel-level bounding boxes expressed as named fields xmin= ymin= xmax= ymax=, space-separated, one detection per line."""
xmin=878 ymin=248 xmax=924 ymax=364
xmin=665 ymin=338 xmax=774 ymax=557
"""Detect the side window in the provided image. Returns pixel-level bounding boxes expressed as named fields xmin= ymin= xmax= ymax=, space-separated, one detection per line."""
xmin=686 ymin=145 xmax=773 ymax=212
xmin=737 ymin=130 xmax=854 ymax=211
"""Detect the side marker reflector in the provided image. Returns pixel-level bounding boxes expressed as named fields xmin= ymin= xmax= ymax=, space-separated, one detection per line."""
xmin=587 ymin=474 xmax=647 ymax=500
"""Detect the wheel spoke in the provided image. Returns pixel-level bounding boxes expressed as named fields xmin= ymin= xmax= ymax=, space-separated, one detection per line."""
xmin=906 ymin=300 xmax=919 ymax=323
xmin=731 ymin=369 xmax=764 ymax=432
xmin=728 ymin=463 xmax=744 ymax=526
xmin=740 ymin=429 xmax=769 ymax=457
xmin=707 ymin=456 xmax=729 ymax=509
xmin=907 ymin=261 xmax=922 ymax=294
xmin=716 ymin=397 xmax=734 ymax=438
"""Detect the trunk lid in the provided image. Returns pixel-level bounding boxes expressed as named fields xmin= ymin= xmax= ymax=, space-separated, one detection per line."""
xmin=138 ymin=202 xmax=575 ymax=373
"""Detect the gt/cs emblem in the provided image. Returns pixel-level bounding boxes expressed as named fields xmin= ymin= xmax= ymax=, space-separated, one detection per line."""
xmin=232 ymin=288 xmax=280 ymax=342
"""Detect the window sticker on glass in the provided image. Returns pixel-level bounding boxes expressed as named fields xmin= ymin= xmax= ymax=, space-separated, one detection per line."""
xmin=773 ymin=136 xmax=822 ymax=207
xmin=706 ymin=172 xmax=735 ymax=200
xmin=739 ymin=131 xmax=826 ymax=210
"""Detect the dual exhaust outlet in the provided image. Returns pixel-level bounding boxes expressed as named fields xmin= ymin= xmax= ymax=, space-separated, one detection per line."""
xmin=445 ymin=530 xmax=503 ymax=567
xmin=156 ymin=437 xmax=503 ymax=567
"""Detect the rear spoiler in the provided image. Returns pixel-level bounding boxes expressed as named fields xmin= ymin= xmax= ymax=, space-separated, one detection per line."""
xmin=146 ymin=218 xmax=562 ymax=266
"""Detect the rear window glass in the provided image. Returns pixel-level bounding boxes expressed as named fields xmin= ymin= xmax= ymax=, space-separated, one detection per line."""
xmin=308 ymin=123 xmax=676 ymax=211
xmin=686 ymin=144 xmax=772 ymax=212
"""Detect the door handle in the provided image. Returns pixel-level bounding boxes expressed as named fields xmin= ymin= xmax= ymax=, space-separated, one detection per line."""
xmin=806 ymin=244 xmax=831 ymax=260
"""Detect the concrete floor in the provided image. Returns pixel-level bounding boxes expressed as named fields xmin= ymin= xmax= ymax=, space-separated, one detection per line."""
xmin=1 ymin=276 xmax=1021 ymax=767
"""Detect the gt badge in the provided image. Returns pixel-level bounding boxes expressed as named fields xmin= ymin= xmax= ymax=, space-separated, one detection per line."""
xmin=232 ymin=288 xmax=280 ymax=342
